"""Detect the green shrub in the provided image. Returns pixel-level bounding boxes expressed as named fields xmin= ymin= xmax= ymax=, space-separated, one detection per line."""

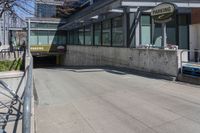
xmin=0 ymin=58 xmax=23 ymax=72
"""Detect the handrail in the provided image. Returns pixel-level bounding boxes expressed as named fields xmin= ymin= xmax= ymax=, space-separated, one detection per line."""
xmin=22 ymin=54 xmax=33 ymax=133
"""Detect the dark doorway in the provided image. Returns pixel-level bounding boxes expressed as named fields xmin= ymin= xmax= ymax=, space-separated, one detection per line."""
xmin=33 ymin=55 xmax=57 ymax=68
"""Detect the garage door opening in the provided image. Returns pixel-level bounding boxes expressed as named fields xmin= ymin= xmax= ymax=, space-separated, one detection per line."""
xmin=33 ymin=55 xmax=58 ymax=68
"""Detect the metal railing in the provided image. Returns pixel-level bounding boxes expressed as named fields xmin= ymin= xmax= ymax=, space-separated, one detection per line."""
xmin=0 ymin=48 xmax=23 ymax=60
xmin=180 ymin=49 xmax=200 ymax=75
xmin=0 ymin=47 xmax=33 ymax=133
xmin=22 ymin=54 xmax=33 ymax=133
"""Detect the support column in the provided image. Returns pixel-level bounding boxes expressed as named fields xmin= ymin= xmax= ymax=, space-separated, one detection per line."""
xmin=161 ymin=23 xmax=167 ymax=49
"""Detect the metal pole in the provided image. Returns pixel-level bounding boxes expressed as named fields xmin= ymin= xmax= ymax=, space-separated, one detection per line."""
xmin=22 ymin=58 xmax=33 ymax=133
xmin=0 ymin=18 xmax=2 ymax=47
xmin=161 ymin=23 xmax=167 ymax=49
xmin=3 ymin=12 xmax=6 ymax=45
xmin=28 ymin=19 xmax=31 ymax=56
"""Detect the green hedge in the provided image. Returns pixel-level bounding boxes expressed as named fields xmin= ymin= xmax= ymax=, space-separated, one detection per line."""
xmin=0 ymin=58 xmax=23 ymax=72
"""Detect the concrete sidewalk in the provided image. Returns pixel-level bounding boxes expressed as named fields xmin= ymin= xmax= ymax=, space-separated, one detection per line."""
xmin=34 ymin=67 xmax=200 ymax=133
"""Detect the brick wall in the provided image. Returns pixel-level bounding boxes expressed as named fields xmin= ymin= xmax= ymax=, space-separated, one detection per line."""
xmin=192 ymin=9 xmax=200 ymax=24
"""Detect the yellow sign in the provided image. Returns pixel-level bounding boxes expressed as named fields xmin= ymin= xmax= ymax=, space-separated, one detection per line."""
xmin=30 ymin=45 xmax=65 ymax=53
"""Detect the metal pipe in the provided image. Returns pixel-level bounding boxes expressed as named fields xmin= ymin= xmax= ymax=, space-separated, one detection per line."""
xmin=22 ymin=56 xmax=33 ymax=133
xmin=3 ymin=12 xmax=6 ymax=45
xmin=28 ymin=19 xmax=31 ymax=56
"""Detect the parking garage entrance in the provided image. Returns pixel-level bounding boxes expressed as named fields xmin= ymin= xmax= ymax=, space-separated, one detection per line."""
xmin=33 ymin=55 xmax=60 ymax=68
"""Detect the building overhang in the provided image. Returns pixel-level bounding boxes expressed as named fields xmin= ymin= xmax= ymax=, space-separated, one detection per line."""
xmin=121 ymin=1 xmax=200 ymax=8
xmin=60 ymin=0 xmax=200 ymax=30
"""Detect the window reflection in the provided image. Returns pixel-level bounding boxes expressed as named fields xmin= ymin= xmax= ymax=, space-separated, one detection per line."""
xmin=112 ymin=16 xmax=123 ymax=47
xmin=102 ymin=20 xmax=111 ymax=46
xmin=85 ymin=25 xmax=92 ymax=45
xmin=94 ymin=23 xmax=101 ymax=46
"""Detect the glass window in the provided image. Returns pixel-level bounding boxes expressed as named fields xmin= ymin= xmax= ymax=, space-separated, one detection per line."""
xmin=37 ymin=23 xmax=48 ymax=28
xmin=37 ymin=4 xmax=56 ymax=18
xmin=141 ymin=15 xmax=151 ymax=45
xmin=49 ymin=31 xmax=57 ymax=45
xmin=179 ymin=15 xmax=189 ymax=49
xmin=153 ymin=23 xmax=162 ymax=48
xmin=58 ymin=36 xmax=66 ymax=45
xmin=74 ymin=30 xmax=79 ymax=45
xmin=56 ymin=31 xmax=66 ymax=45
xmin=30 ymin=23 xmax=37 ymax=28
xmin=85 ymin=25 xmax=92 ymax=45
xmin=69 ymin=31 xmax=74 ymax=45
xmin=112 ymin=16 xmax=123 ymax=47
xmin=94 ymin=23 xmax=101 ymax=46
xmin=48 ymin=23 xmax=58 ymax=29
xmin=38 ymin=31 xmax=48 ymax=45
xmin=129 ymin=13 xmax=135 ymax=48
xmin=102 ymin=20 xmax=111 ymax=46
xmin=166 ymin=19 xmax=177 ymax=45
xmin=30 ymin=31 xmax=38 ymax=45
xmin=79 ymin=28 xmax=85 ymax=45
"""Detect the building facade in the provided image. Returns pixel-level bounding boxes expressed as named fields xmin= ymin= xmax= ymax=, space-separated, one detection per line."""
xmin=0 ymin=11 xmax=27 ymax=50
xmin=57 ymin=0 xmax=200 ymax=77
xmin=29 ymin=0 xmax=89 ymax=54
xmin=27 ymin=0 xmax=200 ymax=77
xmin=61 ymin=0 xmax=200 ymax=50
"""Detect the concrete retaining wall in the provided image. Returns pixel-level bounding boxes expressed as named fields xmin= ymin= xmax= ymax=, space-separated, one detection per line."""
xmin=62 ymin=45 xmax=179 ymax=76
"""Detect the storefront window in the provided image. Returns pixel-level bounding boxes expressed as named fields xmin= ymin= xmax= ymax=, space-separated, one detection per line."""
xmin=30 ymin=31 xmax=38 ymax=45
xmin=94 ymin=23 xmax=101 ymax=46
xmin=79 ymin=28 xmax=85 ymax=45
xmin=141 ymin=15 xmax=151 ymax=45
xmin=102 ymin=20 xmax=111 ymax=46
xmin=179 ymin=15 xmax=189 ymax=49
xmin=85 ymin=25 xmax=92 ymax=45
xmin=112 ymin=16 xmax=123 ymax=47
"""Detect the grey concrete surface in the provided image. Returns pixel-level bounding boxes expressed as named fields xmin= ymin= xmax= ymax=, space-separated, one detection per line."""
xmin=62 ymin=46 xmax=179 ymax=76
xmin=34 ymin=67 xmax=200 ymax=133
xmin=0 ymin=76 xmax=25 ymax=133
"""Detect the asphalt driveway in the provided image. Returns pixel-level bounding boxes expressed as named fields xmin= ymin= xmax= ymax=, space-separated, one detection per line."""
xmin=34 ymin=67 xmax=200 ymax=133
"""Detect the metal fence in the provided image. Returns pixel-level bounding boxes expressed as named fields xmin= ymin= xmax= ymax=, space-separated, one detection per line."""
xmin=22 ymin=54 xmax=33 ymax=133
xmin=0 ymin=48 xmax=24 ymax=61
xmin=0 ymin=48 xmax=33 ymax=133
